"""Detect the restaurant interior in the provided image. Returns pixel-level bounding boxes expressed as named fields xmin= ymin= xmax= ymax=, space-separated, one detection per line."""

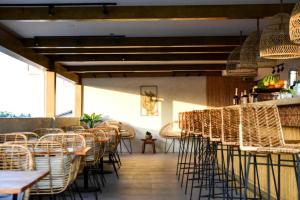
xmin=1 ymin=0 xmax=300 ymax=200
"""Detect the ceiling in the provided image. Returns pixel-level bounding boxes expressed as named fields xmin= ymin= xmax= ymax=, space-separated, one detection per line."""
xmin=0 ymin=0 xmax=298 ymax=81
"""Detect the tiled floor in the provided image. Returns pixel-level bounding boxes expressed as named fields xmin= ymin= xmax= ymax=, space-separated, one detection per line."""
xmin=94 ymin=153 xmax=199 ymax=200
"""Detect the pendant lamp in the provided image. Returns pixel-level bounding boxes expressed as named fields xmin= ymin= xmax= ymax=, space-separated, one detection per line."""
xmin=260 ymin=12 xmax=300 ymax=59
xmin=290 ymin=1 xmax=300 ymax=43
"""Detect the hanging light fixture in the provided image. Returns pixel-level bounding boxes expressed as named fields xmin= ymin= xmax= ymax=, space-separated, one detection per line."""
xmin=226 ymin=32 xmax=258 ymax=77
xmin=260 ymin=0 xmax=300 ymax=59
xmin=290 ymin=1 xmax=300 ymax=43
xmin=240 ymin=19 xmax=276 ymax=68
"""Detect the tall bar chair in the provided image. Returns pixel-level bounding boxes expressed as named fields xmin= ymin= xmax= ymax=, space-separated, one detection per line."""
xmin=239 ymin=104 xmax=300 ymax=200
xmin=178 ymin=111 xmax=193 ymax=185
xmin=176 ymin=112 xmax=187 ymax=176
xmin=222 ymin=106 xmax=245 ymax=199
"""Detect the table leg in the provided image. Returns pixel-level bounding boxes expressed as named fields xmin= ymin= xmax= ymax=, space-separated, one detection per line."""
xmin=12 ymin=194 xmax=18 ymax=200
xmin=142 ymin=142 xmax=145 ymax=153
xmin=153 ymin=142 xmax=156 ymax=154
xmin=83 ymin=167 xmax=89 ymax=189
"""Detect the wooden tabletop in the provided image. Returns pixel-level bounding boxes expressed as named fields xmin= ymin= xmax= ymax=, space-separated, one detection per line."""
xmin=0 ymin=170 xmax=49 ymax=194
xmin=68 ymin=147 xmax=91 ymax=156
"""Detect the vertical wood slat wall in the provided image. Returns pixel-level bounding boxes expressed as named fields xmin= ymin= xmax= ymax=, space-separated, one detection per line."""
xmin=206 ymin=76 xmax=254 ymax=107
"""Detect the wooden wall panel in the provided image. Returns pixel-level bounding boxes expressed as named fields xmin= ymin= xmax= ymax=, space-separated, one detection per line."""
xmin=207 ymin=76 xmax=254 ymax=107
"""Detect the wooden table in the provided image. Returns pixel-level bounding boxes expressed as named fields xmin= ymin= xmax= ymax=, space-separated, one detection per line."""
xmin=0 ymin=170 xmax=49 ymax=200
xmin=141 ymin=138 xmax=157 ymax=154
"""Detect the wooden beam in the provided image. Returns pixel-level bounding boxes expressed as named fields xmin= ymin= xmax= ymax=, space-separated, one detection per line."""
xmin=23 ymin=36 xmax=243 ymax=48
xmin=66 ymin=64 xmax=226 ymax=73
xmin=0 ymin=4 xmax=294 ymax=21
xmin=50 ymin=54 xmax=229 ymax=62
xmin=36 ymin=47 xmax=234 ymax=55
xmin=80 ymin=71 xmax=222 ymax=78
xmin=0 ymin=26 xmax=80 ymax=83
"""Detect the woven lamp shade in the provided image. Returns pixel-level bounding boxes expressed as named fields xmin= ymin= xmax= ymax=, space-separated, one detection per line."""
xmin=290 ymin=2 xmax=300 ymax=44
xmin=226 ymin=46 xmax=241 ymax=70
xmin=260 ymin=13 xmax=300 ymax=59
xmin=240 ymin=32 xmax=276 ymax=68
xmin=226 ymin=46 xmax=257 ymax=77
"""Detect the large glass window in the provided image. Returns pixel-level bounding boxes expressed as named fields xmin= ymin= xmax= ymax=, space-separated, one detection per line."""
xmin=0 ymin=52 xmax=45 ymax=117
xmin=56 ymin=75 xmax=76 ymax=117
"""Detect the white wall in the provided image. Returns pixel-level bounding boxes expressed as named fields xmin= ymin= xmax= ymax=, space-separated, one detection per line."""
xmin=83 ymin=77 xmax=207 ymax=152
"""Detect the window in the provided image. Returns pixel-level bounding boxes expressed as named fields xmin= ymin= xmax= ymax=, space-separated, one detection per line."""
xmin=56 ymin=75 xmax=76 ymax=117
xmin=0 ymin=52 xmax=45 ymax=117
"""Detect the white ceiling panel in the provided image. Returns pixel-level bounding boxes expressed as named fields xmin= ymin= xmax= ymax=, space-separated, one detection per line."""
xmin=0 ymin=19 xmax=269 ymax=37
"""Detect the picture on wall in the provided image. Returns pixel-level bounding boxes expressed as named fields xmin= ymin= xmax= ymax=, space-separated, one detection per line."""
xmin=140 ymin=85 xmax=158 ymax=116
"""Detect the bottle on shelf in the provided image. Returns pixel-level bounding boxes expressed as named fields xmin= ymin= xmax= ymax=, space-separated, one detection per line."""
xmin=241 ymin=90 xmax=248 ymax=105
xmin=248 ymin=89 xmax=254 ymax=103
xmin=233 ymin=88 xmax=240 ymax=105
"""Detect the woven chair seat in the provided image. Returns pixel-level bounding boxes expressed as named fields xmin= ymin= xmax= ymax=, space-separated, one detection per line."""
xmin=256 ymin=146 xmax=300 ymax=154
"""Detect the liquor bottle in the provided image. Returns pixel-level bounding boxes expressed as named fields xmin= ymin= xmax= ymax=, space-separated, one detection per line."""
xmin=233 ymin=88 xmax=240 ymax=105
xmin=241 ymin=90 xmax=248 ymax=105
xmin=248 ymin=89 xmax=254 ymax=103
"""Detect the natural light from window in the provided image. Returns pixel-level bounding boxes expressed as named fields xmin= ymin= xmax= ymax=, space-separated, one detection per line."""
xmin=56 ymin=75 xmax=75 ymax=117
xmin=0 ymin=52 xmax=45 ymax=117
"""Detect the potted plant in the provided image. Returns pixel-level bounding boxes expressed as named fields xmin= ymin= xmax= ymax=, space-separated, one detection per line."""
xmin=80 ymin=113 xmax=103 ymax=128
xmin=145 ymin=131 xmax=152 ymax=139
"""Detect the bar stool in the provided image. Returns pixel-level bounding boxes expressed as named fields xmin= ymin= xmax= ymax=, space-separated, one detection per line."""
xmin=239 ymin=104 xmax=300 ymax=200
xmin=222 ymin=106 xmax=245 ymax=199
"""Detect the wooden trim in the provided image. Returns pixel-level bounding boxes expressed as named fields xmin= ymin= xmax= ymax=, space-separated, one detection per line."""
xmin=50 ymin=54 xmax=228 ymax=62
xmin=0 ymin=4 xmax=294 ymax=21
xmin=22 ymin=36 xmax=243 ymax=48
xmin=66 ymin=64 xmax=226 ymax=72
xmin=36 ymin=47 xmax=234 ymax=55
xmin=0 ymin=26 xmax=79 ymax=83
xmin=81 ymin=71 xmax=222 ymax=78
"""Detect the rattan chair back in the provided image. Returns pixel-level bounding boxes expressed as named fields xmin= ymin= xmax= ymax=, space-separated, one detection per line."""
xmin=209 ymin=108 xmax=223 ymax=142
xmin=222 ymin=106 xmax=240 ymax=146
xmin=193 ymin=110 xmax=202 ymax=135
xmin=0 ymin=133 xmax=27 ymax=143
xmin=202 ymin=109 xmax=211 ymax=138
xmin=34 ymin=128 xmax=64 ymax=137
xmin=63 ymin=125 xmax=85 ymax=132
xmin=30 ymin=141 xmax=72 ymax=195
xmin=78 ymin=132 xmax=101 ymax=166
xmin=0 ymin=144 xmax=34 ymax=170
xmin=159 ymin=121 xmax=181 ymax=139
xmin=239 ymin=105 xmax=285 ymax=151
xmin=95 ymin=125 xmax=120 ymax=152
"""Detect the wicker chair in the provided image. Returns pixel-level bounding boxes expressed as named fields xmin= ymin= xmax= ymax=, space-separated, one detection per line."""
xmin=159 ymin=121 xmax=181 ymax=153
xmin=94 ymin=125 xmax=121 ymax=178
xmin=34 ymin=128 xmax=64 ymax=137
xmin=63 ymin=125 xmax=85 ymax=132
xmin=0 ymin=144 xmax=34 ymax=200
xmin=0 ymin=133 xmax=27 ymax=143
xmin=26 ymin=141 xmax=73 ymax=196
xmin=38 ymin=133 xmax=86 ymax=183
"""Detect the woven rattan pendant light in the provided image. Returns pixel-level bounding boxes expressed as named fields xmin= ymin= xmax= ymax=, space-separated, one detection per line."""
xmin=240 ymin=20 xmax=276 ymax=68
xmin=260 ymin=0 xmax=300 ymax=60
xmin=226 ymin=32 xmax=258 ymax=77
xmin=290 ymin=1 xmax=300 ymax=43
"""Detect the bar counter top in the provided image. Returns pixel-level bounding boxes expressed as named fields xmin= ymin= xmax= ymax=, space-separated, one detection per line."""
xmin=252 ymin=97 xmax=300 ymax=106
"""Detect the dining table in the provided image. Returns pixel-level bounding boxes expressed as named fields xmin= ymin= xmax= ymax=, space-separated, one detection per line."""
xmin=0 ymin=170 xmax=49 ymax=200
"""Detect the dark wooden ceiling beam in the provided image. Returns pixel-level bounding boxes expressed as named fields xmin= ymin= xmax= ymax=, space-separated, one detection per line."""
xmin=0 ymin=4 xmax=294 ymax=21
xmin=66 ymin=64 xmax=226 ymax=73
xmin=23 ymin=36 xmax=243 ymax=48
xmin=80 ymin=71 xmax=222 ymax=78
xmin=0 ymin=26 xmax=79 ymax=83
xmin=50 ymin=53 xmax=228 ymax=62
xmin=36 ymin=46 xmax=234 ymax=55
